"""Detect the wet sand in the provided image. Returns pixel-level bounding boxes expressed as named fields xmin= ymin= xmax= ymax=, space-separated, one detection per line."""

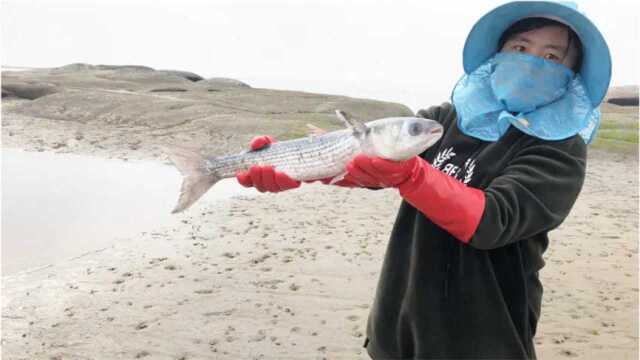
xmin=1 ymin=148 xmax=256 ymax=275
xmin=1 ymin=146 xmax=638 ymax=359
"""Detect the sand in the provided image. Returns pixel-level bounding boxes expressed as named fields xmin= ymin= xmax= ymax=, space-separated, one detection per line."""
xmin=2 ymin=68 xmax=639 ymax=359
xmin=3 ymin=148 xmax=638 ymax=360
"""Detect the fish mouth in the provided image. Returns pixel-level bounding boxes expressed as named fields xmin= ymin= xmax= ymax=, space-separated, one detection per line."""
xmin=422 ymin=125 xmax=444 ymax=149
xmin=429 ymin=126 xmax=443 ymax=135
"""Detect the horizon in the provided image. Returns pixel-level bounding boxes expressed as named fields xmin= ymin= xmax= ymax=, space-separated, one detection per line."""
xmin=2 ymin=0 xmax=638 ymax=111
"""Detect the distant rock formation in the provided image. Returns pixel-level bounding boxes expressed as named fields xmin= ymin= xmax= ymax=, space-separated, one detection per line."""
xmin=1 ymin=81 xmax=59 ymax=100
xmin=201 ymin=77 xmax=251 ymax=89
xmin=605 ymin=85 xmax=639 ymax=107
xmin=156 ymin=70 xmax=204 ymax=82
xmin=56 ymin=63 xmax=155 ymax=72
xmin=1 ymin=63 xmax=412 ymax=139
xmin=608 ymin=98 xmax=638 ymax=106
xmin=149 ymin=87 xmax=189 ymax=92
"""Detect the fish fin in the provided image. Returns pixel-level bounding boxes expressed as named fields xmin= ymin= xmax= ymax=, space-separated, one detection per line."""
xmin=163 ymin=145 xmax=221 ymax=213
xmin=328 ymin=171 xmax=347 ymax=185
xmin=306 ymin=123 xmax=327 ymax=136
xmin=335 ymin=109 xmax=368 ymax=136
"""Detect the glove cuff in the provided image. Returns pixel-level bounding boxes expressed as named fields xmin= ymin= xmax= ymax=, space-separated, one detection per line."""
xmin=398 ymin=158 xmax=485 ymax=243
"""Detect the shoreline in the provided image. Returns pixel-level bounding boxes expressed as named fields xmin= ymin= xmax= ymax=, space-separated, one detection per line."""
xmin=1 ymin=146 xmax=260 ymax=276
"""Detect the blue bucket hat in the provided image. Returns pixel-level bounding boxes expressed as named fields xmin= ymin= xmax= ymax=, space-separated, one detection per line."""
xmin=463 ymin=1 xmax=612 ymax=107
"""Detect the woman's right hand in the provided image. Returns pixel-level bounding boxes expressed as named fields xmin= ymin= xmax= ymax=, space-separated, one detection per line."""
xmin=235 ymin=136 xmax=301 ymax=193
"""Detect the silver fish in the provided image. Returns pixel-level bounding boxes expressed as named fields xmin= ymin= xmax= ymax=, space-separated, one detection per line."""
xmin=166 ymin=110 xmax=443 ymax=213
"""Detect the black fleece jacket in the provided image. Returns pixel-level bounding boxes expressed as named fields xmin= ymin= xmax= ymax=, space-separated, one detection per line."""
xmin=365 ymin=102 xmax=587 ymax=359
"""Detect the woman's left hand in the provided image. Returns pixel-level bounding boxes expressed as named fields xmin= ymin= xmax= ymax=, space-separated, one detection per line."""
xmin=345 ymin=154 xmax=418 ymax=188
xmin=345 ymin=153 xmax=486 ymax=243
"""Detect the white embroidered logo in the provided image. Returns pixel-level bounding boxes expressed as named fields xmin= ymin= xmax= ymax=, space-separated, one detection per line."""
xmin=432 ymin=147 xmax=477 ymax=185
xmin=463 ymin=158 xmax=476 ymax=185
xmin=432 ymin=147 xmax=455 ymax=170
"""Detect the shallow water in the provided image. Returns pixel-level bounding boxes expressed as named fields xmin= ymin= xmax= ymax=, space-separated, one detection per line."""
xmin=1 ymin=148 xmax=256 ymax=275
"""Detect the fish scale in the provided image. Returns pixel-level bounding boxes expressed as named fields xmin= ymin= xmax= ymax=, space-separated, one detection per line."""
xmin=209 ymin=130 xmax=357 ymax=180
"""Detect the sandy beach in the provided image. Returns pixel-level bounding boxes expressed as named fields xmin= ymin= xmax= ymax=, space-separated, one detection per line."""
xmin=1 ymin=66 xmax=638 ymax=359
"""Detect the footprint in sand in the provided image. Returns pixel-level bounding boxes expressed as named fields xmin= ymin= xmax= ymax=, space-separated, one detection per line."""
xmin=194 ymin=289 xmax=214 ymax=295
xmin=351 ymin=325 xmax=363 ymax=338
xmin=135 ymin=350 xmax=150 ymax=358
xmin=346 ymin=315 xmax=360 ymax=322
xmin=248 ymin=329 xmax=267 ymax=342
xmin=203 ymin=309 xmax=236 ymax=317
xmin=559 ymin=349 xmax=579 ymax=357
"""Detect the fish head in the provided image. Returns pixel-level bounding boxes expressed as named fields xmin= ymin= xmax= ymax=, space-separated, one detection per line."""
xmin=364 ymin=117 xmax=443 ymax=160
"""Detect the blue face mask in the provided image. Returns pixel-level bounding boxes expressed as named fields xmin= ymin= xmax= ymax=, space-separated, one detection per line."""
xmin=452 ymin=52 xmax=600 ymax=144
xmin=491 ymin=52 xmax=573 ymax=113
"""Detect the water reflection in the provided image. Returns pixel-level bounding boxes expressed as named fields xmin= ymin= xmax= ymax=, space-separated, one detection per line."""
xmin=1 ymin=148 xmax=256 ymax=275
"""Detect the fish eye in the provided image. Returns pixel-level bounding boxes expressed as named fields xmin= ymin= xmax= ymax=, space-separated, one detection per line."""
xmin=409 ymin=122 xmax=423 ymax=136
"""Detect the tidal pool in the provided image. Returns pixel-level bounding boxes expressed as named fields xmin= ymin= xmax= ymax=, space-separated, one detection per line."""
xmin=1 ymin=148 xmax=256 ymax=275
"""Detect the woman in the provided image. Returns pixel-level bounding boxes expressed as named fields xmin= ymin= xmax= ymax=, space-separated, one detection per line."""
xmin=237 ymin=1 xmax=611 ymax=358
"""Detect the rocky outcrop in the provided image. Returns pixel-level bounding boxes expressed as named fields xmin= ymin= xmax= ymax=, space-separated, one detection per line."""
xmin=201 ymin=77 xmax=251 ymax=89
xmin=605 ymin=85 xmax=639 ymax=107
xmin=156 ymin=70 xmax=204 ymax=82
xmin=1 ymin=63 xmax=412 ymax=159
xmin=1 ymin=81 xmax=59 ymax=100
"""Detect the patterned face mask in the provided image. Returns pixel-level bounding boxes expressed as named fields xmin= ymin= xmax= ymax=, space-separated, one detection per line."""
xmin=452 ymin=51 xmax=600 ymax=144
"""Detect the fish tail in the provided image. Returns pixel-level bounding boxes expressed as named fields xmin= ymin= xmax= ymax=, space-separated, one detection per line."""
xmin=163 ymin=146 xmax=221 ymax=213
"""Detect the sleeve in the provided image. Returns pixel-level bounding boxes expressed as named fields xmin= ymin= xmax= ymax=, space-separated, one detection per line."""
xmin=468 ymin=137 xmax=587 ymax=250
xmin=416 ymin=102 xmax=455 ymax=125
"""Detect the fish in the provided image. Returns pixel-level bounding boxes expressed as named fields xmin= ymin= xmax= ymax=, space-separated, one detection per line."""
xmin=165 ymin=110 xmax=443 ymax=213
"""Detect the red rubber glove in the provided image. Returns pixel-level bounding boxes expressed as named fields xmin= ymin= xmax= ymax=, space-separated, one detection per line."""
xmin=235 ymin=136 xmax=301 ymax=193
xmin=346 ymin=154 xmax=486 ymax=243
xmin=319 ymin=173 xmax=377 ymax=188
xmin=345 ymin=154 xmax=416 ymax=188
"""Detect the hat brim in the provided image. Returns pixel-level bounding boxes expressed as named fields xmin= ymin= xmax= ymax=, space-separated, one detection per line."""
xmin=463 ymin=1 xmax=611 ymax=106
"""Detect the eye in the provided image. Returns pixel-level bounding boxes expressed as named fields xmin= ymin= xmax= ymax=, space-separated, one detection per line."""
xmin=512 ymin=45 xmax=526 ymax=52
xmin=544 ymin=53 xmax=560 ymax=62
xmin=409 ymin=122 xmax=423 ymax=136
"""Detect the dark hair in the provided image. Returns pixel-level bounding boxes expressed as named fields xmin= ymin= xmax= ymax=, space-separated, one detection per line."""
xmin=498 ymin=17 xmax=583 ymax=72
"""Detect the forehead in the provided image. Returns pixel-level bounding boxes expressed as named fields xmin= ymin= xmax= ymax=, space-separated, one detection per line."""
xmin=508 ymin=25 xmax=570 ymax=48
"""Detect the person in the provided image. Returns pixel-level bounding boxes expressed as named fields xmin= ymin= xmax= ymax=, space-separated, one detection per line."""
xmin=236 ymin=1 xmax=611 ymax=358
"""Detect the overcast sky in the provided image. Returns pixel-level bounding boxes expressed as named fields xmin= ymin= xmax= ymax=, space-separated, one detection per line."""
xmin=2 ymin=0 xmax=638 ymax=111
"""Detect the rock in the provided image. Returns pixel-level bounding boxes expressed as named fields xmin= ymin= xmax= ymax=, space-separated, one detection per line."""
xmin=201 ymin=77 xmax=251 ymax=89
xmin=96 ymin=64 xmax=155 ymax=72
xmin=56 ymin=63 xmax=96 ymax=71
xmin=607 ymin=97 xmax=639 ymax=106
xmin=157 ymin=70 xmax=204 ymax=82
xmin=1 ymin=81 xmax=59 ymax=100
xmin=149 ymin=87 xmax=188 ymax=92
xmin=2 ymin=87 xmax=15 ymax=98
xmin=605 ymin=85 xmax=639 ymax=107
xmin=1 ymin=62 xmax=415 ymax=156
xmin=55 ymin=63 xmax=155 ymax=72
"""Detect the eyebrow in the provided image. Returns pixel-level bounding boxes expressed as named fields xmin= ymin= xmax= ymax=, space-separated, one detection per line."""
xmin=510 ymin=35 xmax=567 ymax=52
